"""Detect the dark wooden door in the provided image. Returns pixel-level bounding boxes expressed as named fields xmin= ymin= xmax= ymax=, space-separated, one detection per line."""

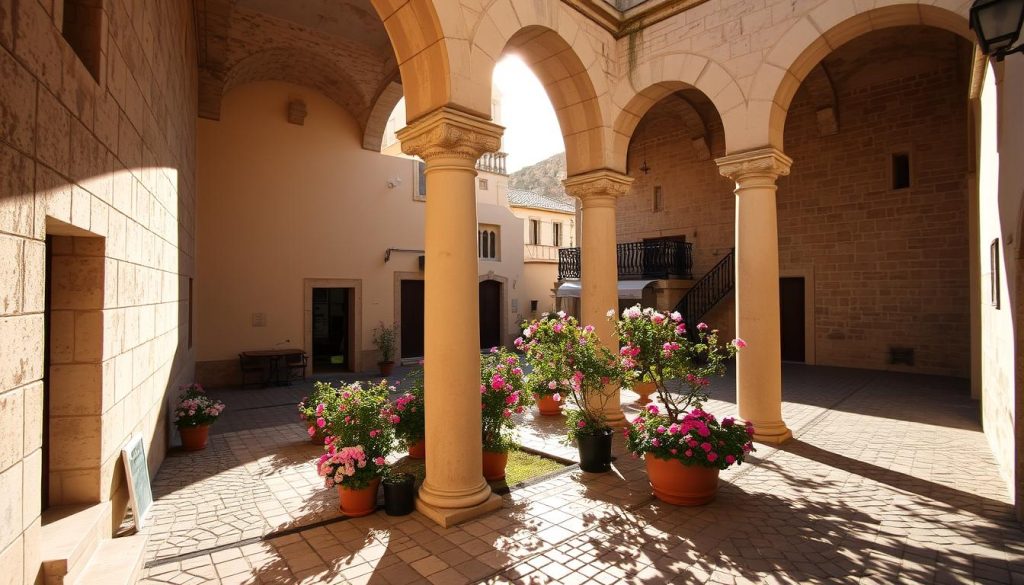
xmin=311 ymin=288 xmax=350 ymax=371
xmin=779 ymin=277 xmax=805 ymax=362
xmin=479 ymin=280 xmax=501 ymax=350
xmin=401 ymin=280 xmax=424 ymax=359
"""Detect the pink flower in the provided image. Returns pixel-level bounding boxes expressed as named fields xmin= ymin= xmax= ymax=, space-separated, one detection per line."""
xmin=700 ymin=442 xmax=712 ymax=452
xmin=725 ymin=455 xmax=736 ymax=464
xmin=722 ymin=417 xmax=735 ymax=427
xmin=684 ymin=449 xmax=693 ymax=457
xmin=316 ymin=417 xmax=326 ymax=428
xmin=307 ymin=426 xmax=316 ymax=437
xmin=583 ymin=325 xmax=595 ymax=333
xmin=315 ymin=403 xmax=325 ymax=416
xmin=697 ymin=322 xmax=708 ymax=331
xmin=647 ymin=404 xmax=660 ymax=415
xmin=655 ymin=425 xmax=666 ymax=434
xmin=707 ymin=452 xmax=718 ymax=462
xmin=369 ymin=429 xmax=380 ymax=438
xmin=390 ymin=415 xmax=401 ymax=424
xmin=503 ymin=409 xmax=512 ymax=418
xmin=547 ymin=381 xmax=557 ymax=390
xmin=732 ymin=338 xmax=747 ymax=349
xmin=651 ymin=313 xmax=665 ymax=325
xmin=552 ymin=393 xmax=561 ymax=402
xmin=652 ymin=438 xmax=661 ymax=447
xmin=373 ymin=456 xmax=386 ymax=466
xmin=577 ymin=420 xmax=587 ymax=428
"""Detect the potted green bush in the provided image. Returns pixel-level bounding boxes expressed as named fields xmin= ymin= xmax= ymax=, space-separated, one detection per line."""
xmin=479 ymin=348 xmax=531 ymax=480
xmin=373 ymin=322 xmax=398 ymax=376
xmin=297 ymin=381 xmax=339 ymax=445
xmin=173 ymin=383 xmax=225 ymax=451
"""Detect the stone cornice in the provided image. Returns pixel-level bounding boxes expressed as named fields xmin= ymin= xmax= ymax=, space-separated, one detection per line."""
xmin=563 ymin=169 xmax=634 ymax=203
xmin=715 ymin=148 xmax=793 ymax=182
xmin=396 ymin=107 xmax=503 ymax=162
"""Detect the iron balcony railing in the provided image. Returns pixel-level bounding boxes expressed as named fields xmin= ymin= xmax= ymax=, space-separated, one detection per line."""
xmin=558 ymin=240 xmax=693 ymax=281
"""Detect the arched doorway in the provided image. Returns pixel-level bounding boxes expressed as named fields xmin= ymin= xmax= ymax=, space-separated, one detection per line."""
xmin=479 ymin=280 xmax=502 ymax=350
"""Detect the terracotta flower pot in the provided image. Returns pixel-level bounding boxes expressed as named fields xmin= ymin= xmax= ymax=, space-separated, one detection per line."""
xmin=536 ymin=394 xmax=563 ymax=416
xmin=482 ymin=450 xmax=508 ymax=481
xmin=179 ymin=425 xmax=210 ymax=451
xmin=407 ymin=439 xmax=426 ymax=459
xmin=644 ymin=453 xmax=720 ymax=506
xmin=378 ymin=361 xmax=395 ymax=376
xmin=633 ymin=381 xmax=656 ymax=405
xmin=337 ymin=477 xmax=381 ymax=517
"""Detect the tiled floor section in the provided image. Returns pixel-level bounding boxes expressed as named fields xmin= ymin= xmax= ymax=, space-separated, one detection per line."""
xmin=140 ymin=365 xmax=1024 ymax=584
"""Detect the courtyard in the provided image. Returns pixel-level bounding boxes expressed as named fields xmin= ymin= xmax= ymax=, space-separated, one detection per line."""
xmin=138 ymin=366 xmax=1024 ymax=584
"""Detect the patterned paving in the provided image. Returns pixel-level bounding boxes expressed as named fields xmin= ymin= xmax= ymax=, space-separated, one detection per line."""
xmin=140 ymin=365 xmax=1024 ymax=584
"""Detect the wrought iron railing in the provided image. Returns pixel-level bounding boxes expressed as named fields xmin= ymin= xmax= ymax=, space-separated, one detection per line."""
xmin=557 ymin=240 xmax=693 ymax=281
xmin=675 ymin=249 xmax=734 ymax=334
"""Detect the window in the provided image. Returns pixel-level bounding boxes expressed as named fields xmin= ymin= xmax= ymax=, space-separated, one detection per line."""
xmin=991 ymin=238 xmax=1000 ymax=309
xmin=478 ymin=225 xmax=499 ymax=260
xmin=188 ymin=277 xmax=193 ymax=349
xmin=413 ymin=160 xmax=426 ymax=201
xmin=529 ymin=220 xmax=540 ymax=245
xmin=653 ymin=185 xmax=663 ymax=212
xmin=892 ymin=153 xmax=910 ymax=190
xmin=553 ymin=222 xmax=562 ymax=247
xmin=61 ymin=0 xmax=103 ymax=82
xmin=479 ymin=178 xmax=489 ymax=190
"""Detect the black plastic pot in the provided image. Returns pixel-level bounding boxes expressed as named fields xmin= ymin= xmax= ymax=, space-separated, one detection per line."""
xmin=577 ymin=428 xmax=614 ymax=473
xmin=383 ymin=473 xmax=416 ymax=516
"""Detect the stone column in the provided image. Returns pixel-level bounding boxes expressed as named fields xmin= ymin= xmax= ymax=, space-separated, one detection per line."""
xmin=397 ymin=108 xmax=504 ymax=526
xmin=564 ymin=170 xmax=633 ymax=428
xmin=715 ymin=148 xmax=793 ymax=444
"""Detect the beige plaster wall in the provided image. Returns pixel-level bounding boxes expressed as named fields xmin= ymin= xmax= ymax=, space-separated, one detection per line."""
xmin=978 ymin=58 xmax=1024 ymax=516
xmin=0 ymin=0 xmax=197 ymax=581
xmin=196 ymin=81 xmax=531 ymax=381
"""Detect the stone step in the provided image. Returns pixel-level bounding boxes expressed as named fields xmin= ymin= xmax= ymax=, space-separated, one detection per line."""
xmin=74 ymin=534 xmax=147 ymax=585
xmin=40 ymin=502 xmax=110 ymax=585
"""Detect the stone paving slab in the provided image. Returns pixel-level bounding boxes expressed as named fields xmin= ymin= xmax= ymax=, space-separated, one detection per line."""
xmin=140 ymin=365 xmax=1024 ymax=584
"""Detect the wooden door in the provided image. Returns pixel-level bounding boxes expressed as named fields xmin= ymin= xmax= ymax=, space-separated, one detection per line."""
xmin=401 ymin=280 xmax=424 ymax=359
xmin=779 ymin=277 xmax=805 ymax=362
xmin=479 ymin=280 xmax=502 ymax=350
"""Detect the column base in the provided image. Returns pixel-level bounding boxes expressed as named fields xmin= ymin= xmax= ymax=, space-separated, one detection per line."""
xmin=603 ymin=408 xmax=627 ymax=429
xmin=749 ymin=420 xmax=793 ymax=445
xmin=415 ymin=493 xmax=503 ymax=528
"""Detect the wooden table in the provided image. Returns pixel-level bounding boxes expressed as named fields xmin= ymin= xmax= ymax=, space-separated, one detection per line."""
xmin=240 ymin=349 xmax=305 ymax=386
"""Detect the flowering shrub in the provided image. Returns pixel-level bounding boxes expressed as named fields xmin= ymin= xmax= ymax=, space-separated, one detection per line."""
xmin=613 ymin=305 xmax=741 ymax=421
xmin=480 ymin=348 xmax=531 ymax=452
xmin=298 ymin=381 xmax=339 ymax=441
xmin=393 ymin=368 xmax=425 ymax=448
xmin=314 ymin=380 xmax=396 ymax=488
xmin=626 ymin=405 xmax=755 ymax=470
xmin=517 ymin=312 xmax=623 ymax=441
xmin=173 ymin=384 xmax=225 ymax=428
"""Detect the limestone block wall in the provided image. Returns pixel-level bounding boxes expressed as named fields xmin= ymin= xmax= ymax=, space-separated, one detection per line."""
xmin=0 ymin=0 xmax=196 ymax=581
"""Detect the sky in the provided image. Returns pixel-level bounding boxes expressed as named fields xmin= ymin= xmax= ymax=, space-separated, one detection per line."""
xmin=492 ymin=55 xmax=565 ymax=173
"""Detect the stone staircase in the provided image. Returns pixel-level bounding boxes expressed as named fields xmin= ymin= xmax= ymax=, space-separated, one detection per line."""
xmin=40 ymin=503 xmax=146 ymax=585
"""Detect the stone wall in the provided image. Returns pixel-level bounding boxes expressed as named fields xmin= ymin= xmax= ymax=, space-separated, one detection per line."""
xmin=0 ymin=0 xmax=196 ymax=581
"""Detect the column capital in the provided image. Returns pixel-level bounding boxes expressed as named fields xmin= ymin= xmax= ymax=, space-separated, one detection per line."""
xmin=563 ymin=170 xmax=634 ymax=207
xmin=397 ymin=107 xmax=504 ymax=163
xmin=715 ymin=147 xmax=793 ymax=182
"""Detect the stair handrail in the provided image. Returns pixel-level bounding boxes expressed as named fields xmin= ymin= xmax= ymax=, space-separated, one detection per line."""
xmin=675 ymin=249 xmax=735 ymax=332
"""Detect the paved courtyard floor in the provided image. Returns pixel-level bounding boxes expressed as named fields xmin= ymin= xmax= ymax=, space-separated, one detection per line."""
xmin=139 ymin=365 xmax=1024 ymax=584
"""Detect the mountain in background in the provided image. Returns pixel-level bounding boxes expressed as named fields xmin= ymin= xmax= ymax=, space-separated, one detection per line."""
xmin=508 ymin=152 xmax=573 ymax=204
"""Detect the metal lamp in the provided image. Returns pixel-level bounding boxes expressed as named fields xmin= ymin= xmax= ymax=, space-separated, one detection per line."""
xmin=970 ymin=0 xmax=1024 ymax=59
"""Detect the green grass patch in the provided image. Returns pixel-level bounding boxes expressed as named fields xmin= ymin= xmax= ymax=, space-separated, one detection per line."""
xmin=391 ymin=450 xmax=567 ymax=492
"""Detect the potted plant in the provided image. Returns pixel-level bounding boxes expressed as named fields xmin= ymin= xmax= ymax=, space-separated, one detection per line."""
xmin=382 ymin=471 xmax=416 ymax=516
xmin=517 ymin=312 xmax=623 ymax=473
xmin=393 ymin=368 xmax=425 ymax=458
xmin=526 ymin=372 xmax=564 ymax=416
xmin=316 ymin=380 xmax=397 ymax=516
xmin=616 ymin=304 xmax=753 ymax=505
xmin=298 ymin=381 xmax=338 ymax=445
xmin=372 ymin=322 xmax=398 ymax=376
xmin=480 ymin=348 xmax=531 ymax=480
xmin=173 ymin=383 xmax=225 ymax=451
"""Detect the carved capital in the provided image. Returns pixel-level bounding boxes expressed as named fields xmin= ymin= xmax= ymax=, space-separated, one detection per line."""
xmin=563 ymin=170 xmax=633 ymax=207
xmin=396 ymin=107 xmax=503 ymax=163
xmin=715 ymin=148 xmax=793 ymax=183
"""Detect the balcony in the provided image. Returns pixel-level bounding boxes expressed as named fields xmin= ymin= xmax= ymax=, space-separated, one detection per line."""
xmin=525 ymin=244 xmax=560 ymax=262
xmin=558 ymin=240 xmax=693 ymax=280
xmin=475 ymin=152 xmax=508 ymax=175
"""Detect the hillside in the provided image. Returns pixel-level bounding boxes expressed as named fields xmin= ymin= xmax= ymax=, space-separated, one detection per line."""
xmin=508 ymin=152 xmax=572 ymax=204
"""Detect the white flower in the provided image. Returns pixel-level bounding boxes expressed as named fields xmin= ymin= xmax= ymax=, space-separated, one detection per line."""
xmin=606 ymin=309 xmax=615 ymax=317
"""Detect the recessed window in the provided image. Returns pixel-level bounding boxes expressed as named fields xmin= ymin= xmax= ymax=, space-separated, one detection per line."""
xmin=479 ymin=178 xmax=489 ymax=190
xmin=188 ymin=277 xmax=193 ymax=349
xmin=413 ymin=161 xmax=426 ymax=201
xmin=991 ymin=238 xmax=1000 ymax=309
xmin=553 ymin=222 xmax=562 ymax=247
xmin=479 ymin=225 xmax=500 ymax=260
xmin=653 ymin=185 xmax=663 ymax=212
xmin=892 ymin=153 xmax=910 ymax=190
xmin=61 ymin=0 xmax=103 ymax=82
xmin=529 ymin=220 xmax=540 ymax=245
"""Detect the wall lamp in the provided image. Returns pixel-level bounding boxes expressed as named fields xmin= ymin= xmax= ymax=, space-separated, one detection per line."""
xmin=970 ymin=0 xmax=1024 ymax=60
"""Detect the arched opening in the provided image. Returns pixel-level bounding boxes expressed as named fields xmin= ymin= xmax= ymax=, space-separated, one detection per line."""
xmin=777 ymin=25 xmax=974 ymax=375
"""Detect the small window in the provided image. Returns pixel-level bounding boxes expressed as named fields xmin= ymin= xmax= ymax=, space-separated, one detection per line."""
xmin=479 ymin=178 xmax=489 ymax=190
xmin=188 ymin=277 xmax=193 ymax=349
xmin=529 ymin=220 xmax=540 ymax=245
xmin=479 ymin=225 xmax=499 ymax=260
xmin=653 ymin=186 xmax=663 ymax=212
xmin=61 ymin=0 xmax=103 ymax=82
xmin=413 ymin=161 xmax=427 ymax=201
xmin=892 ymin=153 xmax=910 ymax=190
xmin=553 ymin=222 xmax=562 ymax=247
